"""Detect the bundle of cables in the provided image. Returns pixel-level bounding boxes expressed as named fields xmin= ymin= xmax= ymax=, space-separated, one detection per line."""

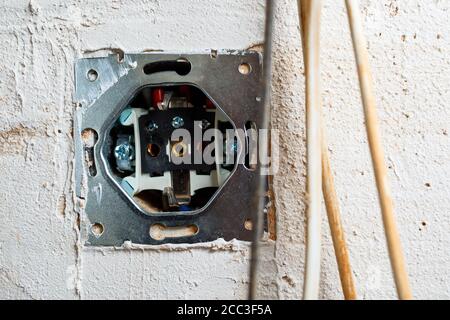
xmin=248 ymin=0 xmax=412 ymax=300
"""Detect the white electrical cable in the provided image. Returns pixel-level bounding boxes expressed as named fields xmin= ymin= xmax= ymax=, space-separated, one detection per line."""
xmin=297 ymin=0 xmax=323 ymax=300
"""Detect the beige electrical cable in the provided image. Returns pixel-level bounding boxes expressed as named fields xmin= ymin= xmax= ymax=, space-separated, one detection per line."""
xmin=344 ymin=0 xmax=412 ymax=299
xmin=321 ymin=132 xmax=357 ymax=300
xmin=297 ymin=0 xmax=323 ymax=300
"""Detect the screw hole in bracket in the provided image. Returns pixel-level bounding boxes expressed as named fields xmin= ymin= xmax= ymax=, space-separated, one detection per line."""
xmin=87 ymin=69 xmax=98 ymax=82
xmin=238 ymin=62 xmax=252 ymax=75
xmin=143 ymin=58 xmax=191 ymax=76
xmin=91 ymin=222 xmax=104 ymax=237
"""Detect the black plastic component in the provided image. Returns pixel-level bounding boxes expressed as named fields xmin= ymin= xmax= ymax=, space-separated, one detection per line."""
xmin=138 ymin=107 xmax=215 ymax=176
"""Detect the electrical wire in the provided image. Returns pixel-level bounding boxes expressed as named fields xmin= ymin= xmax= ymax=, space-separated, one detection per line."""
xmin=321 ymin=130 xmax=357 ymax=299
xmin=344 ymin=0 xmax=412 ymax=299
xmin=248 ymin=0 xmax=275 ymax=300
xmin=297 ymin=0 xmax=323 ymax=300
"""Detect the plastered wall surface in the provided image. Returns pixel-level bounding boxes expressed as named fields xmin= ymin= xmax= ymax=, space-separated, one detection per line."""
xmin=0 ymin=0 xmax=448 ymax=299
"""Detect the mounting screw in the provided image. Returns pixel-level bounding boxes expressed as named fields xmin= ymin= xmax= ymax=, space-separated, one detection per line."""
xmin=147 ymin=121 xmax=158 ymax=132
xmin=114 ymin=142 xmax=134 ymax=161
xmin=200 ymin=119 xmax=210 ymax=129
xmin=171 ymin=116 xmax=184 ymax=128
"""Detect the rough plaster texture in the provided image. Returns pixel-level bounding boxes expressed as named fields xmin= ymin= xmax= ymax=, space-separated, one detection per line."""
xmin=0 ymin=0 xmax=448 ymax=299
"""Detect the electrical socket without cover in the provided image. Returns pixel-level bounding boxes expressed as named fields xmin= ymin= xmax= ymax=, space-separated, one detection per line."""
xmin=74 ymin=52 xmax=270 ymax=246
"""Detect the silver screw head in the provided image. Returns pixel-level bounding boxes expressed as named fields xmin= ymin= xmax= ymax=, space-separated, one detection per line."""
xmin=147 ymin=121 xmax=158 ymax=132
xmin=200 ymin=119 xmax=210 ymax=129
xmin=114 ymin=142 xmax=134 ymax=160
xmin=171 ymin=116 xmax=184 ymax=128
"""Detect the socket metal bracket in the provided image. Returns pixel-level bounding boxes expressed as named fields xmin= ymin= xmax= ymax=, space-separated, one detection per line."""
xmin=74 ymin=52 xmax=265 ymax=246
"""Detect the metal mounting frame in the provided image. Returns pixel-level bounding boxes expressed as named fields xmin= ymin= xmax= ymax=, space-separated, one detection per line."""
xmin=74 ymin=52 xmax=265 ymax=246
